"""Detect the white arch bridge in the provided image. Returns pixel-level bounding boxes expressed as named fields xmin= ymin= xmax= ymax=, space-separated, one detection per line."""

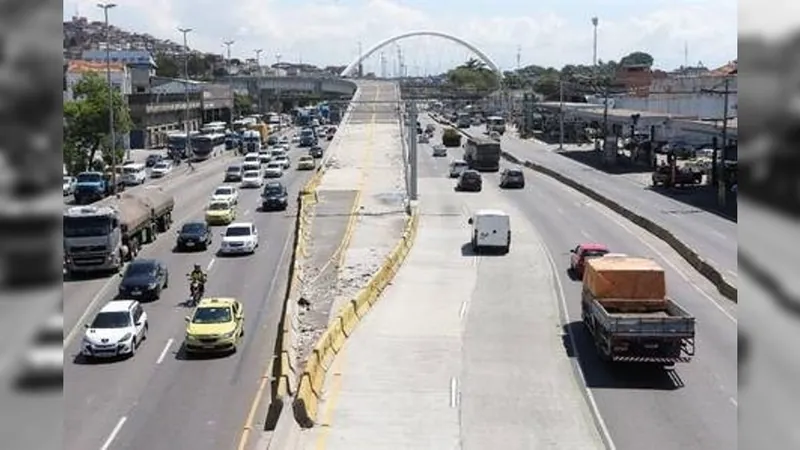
xmin=340 ymin=30 xmax=503 ymax=79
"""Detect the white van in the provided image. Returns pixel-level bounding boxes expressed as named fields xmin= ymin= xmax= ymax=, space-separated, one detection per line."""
xmin=449 ymin=159 xmax=469 ymax=178
xmin=467 ymin=209 xmax=511 ymax=253
xmin=121 ymin=163 xmax=147 ymax=185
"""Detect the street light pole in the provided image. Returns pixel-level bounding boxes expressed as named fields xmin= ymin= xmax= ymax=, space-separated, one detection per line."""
xmin=591 ymin=17 xmax=599 ymax=69
xmin=254 ymin=49 xmax=263 ymax=113
xmin=223 ymin=40 xmax=235 ymax=127
xmin=97 ymin=2 xmax=118 ymax=193
xmin=178 ymin=27 xmax=193 ymax=160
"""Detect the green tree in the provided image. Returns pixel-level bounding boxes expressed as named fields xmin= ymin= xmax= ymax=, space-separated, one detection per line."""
xmin=155 ymin=53 xmax=180 ymax=78
xmin=234 ymin=93 xmax=254 ymax=115
xmin=619 ymin=51 xmax=654 ymax=67
xmin=63 ymin=72 xmax=132 ymax=174
xmin=445 ymin=58 xmax=500 ymax=93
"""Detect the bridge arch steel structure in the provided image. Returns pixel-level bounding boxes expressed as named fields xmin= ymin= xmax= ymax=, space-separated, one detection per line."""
xmin=340 ymin=30 xmax=503 ymax=79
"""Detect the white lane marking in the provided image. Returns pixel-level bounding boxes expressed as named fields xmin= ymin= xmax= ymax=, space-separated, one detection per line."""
xmin=449 ymin=376 xmax=459 ymax=408
xmin=580 ymin=229 xmax=592 ymax=240
xmin=543 ymin=241 xmax=617 ymax=450
xmin=729 ymin=397 xmax=737 ymax=407
xmin=726 ymin=270 xmax=738 ymax=279
xmin=65 ymin=278 xmax=117 ymax=346
xmin=243 ymin=209 xmax=250 ymax=215
xmin=156 ymin=339 xmax=173 ymax=365
xmin=587 ymin=202 xmax=737 ymax=324
xmin=556 ymin=206 xmax=565 ymax=215
xmin=100 ymin=416 xmax=127 ymax=450
xmin=206 ymin=258 xmax=216 ymax=272
xmin=459 ymin=300 xmax=469 ymax=320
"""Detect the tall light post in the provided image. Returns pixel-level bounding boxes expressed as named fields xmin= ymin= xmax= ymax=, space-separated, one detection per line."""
xmin=97 ymin=2 xmax=118 ymax=192
xmin=223 ymin=40 xmax=235 ymax=126
xmin=254 ymin=48 xmax=263 ymax=113
xmin=178 ymin=27 xmax=193 ymax=160
xmin=591 ymin=17 xmax=599 ymax=69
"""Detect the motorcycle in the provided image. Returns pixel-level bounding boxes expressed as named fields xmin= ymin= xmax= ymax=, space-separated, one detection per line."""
xmin=188 ymin=279 xmax=203 ymax=306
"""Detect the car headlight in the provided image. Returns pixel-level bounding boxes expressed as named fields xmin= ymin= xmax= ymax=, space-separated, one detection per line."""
xmin=118 ymin=333 xmax=132 ymax=342
xmin=222 ymin=330 xmax=236 ymax=338
xmin=148 ymin=282 xmax=158 ymax=290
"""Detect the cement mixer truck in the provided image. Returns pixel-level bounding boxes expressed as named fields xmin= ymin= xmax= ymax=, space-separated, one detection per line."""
xmin=63 ymin=187 xmax=175 ymax=277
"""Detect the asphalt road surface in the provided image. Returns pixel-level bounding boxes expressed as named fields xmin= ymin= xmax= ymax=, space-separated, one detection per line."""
xmin=63 ymin=134 xmax=326 ymax=450
xmin=422 ymin=116 xmax=737 ymax=450
xmin=469 ymin=126 xmax=738 ymax=287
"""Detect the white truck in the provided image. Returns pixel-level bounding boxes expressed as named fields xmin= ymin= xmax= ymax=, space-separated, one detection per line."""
xmin=63 ymin=188 xmax=175 ymax=276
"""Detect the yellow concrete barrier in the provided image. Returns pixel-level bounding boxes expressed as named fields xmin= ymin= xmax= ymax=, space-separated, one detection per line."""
xmin=292 ymin=205 xmax=420 ymax=428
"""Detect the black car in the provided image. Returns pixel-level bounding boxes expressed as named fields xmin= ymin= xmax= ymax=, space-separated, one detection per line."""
xmin=261 ymin=182 xmax=289 ymax=211
xmin=267 ymin=135 xmax=278 ymax=146
xmin=224 ymin=165 xmax=244 ymax=182
xmin=175 ymin=221 xmax=212 ymax=251
xmin=117 ymin=258 xmax=168 ymax=301
xmin=309 ymin=146 xmax=324 ymax=159
xmin=499 ymin=168 xmax=525 ymax=188
xmin=145 ymin=154 xmax=163 ymax=167
xmin=456 ymin=170 xmax=482 ymax=192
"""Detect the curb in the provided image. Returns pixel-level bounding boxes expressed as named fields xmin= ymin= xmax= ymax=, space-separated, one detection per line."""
xmin=430 ymin=115 xmax=737 ymax=302
xmin=291 ymin=206 xmax=419 ymax=428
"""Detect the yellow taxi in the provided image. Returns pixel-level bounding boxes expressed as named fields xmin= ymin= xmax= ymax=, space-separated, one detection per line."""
xmin=204 ymin=199 xmax=236 ymax=225
xmin=183 ymin=297 xmax=244 ymax=355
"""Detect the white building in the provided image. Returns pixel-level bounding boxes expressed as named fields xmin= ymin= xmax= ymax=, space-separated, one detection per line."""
xmin=611 ymin=74 xmax=737 ymax=120
xmin=63 ymin=60 xmax=132 ymax=101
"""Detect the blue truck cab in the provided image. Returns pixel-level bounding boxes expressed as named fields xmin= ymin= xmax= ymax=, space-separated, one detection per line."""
xmin=73 ymin=171 xmax=108 ymax=204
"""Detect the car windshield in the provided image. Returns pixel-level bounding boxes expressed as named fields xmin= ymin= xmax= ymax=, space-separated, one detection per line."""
xmin=299 ymin=157 xmax=312 ymax=162
xmin=208 ymin=202 xmax=229 ymax=211
xmin=125 ymin=262 xmax=155 ymax=277
xmin=181 ymin=223 xmax=206 ymax=234
xmin=243 ymin=171 xmax=259 ymax=178
xmin=214 ymin=188 xmax=232 ymax=196
xmin=225 ymin=226 xmax=251 ymax=237
xmin=154 ymin=163 xmax=169 ymax=169
xmin=76 ymin=173 xmax=102 ymax=183
xmin=90 ymin=311 xmax=132 ymax=329
xmin=583 ymin=249 xmax=609 ymax=258
xmin=63 ymin=216 xmax=112 ymax=238
xmin=192 ymin=306 xmax=232 ymax=324
xmin=226 ymin=166 xmax=241 ymax=173
xmin=267 ymin=163 xmax=281 ymax=169
xmin=507 ymin=170 xmax=522 ymax=176
xmin=263 ymin=185 xmax=283 ymax=195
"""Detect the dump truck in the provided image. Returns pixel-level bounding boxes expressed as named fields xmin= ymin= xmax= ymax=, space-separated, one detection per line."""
xmin=580 ymin=256 xmax=696 ymax=364
xmin=442 ymin=128 xmax=462 ymax=147
xmin=63 ymin=187 xmax=175 ymax=276
xmin=247 ymin=121 xmax=271 ymax=145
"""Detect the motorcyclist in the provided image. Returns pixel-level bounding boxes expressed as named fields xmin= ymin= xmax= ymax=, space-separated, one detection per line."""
xmin=188 ymin=264 xmax=207 ymax=299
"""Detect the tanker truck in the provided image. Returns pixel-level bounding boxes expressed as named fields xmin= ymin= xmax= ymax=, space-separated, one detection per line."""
xmin=63 ymin=187 xmax=175 ymax=277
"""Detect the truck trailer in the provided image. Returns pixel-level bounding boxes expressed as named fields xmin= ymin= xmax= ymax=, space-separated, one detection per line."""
xmin=464 ymin=136 xmax=501 ymax=172
xmin=580 ymin=256 xmax=696 ymax=364
xmin=63 ymin=187 xmax=175 ymax=276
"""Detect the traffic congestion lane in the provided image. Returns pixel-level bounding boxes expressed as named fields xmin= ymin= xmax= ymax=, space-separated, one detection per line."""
xmin=63 ymin=152 xmax=241 ymax=341
xmin=63 ymin=166 xmax=314 ymax=450
xmin=488 ymin=166 xmax=737 ymax=450
xmin=468 ymin=125 xmax=738 ymax=284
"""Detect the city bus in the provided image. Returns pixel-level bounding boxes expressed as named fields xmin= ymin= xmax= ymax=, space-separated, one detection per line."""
xmin=190 ymin=133 xmax=226 ymax=161
xmin=200 ymin=121 xmax=227 ymax=135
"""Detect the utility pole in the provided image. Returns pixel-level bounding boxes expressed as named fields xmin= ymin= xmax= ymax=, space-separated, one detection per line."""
xmin=558 ymin=78 xmax=564 ymax=150
xmin=254 ymin=49 xmax=263 ymax=113
xmin=701 ymin=76 xmax=736 ymax=208
xmin=516 ymin=45 xmax=521 ymax=71
xmin=407 ymin=102 xmax=419 ymax=201
xmin=178 ymin=27 xmax=193 ymax=161
xmin=602 ymin=83 xmax=612 ymax=165
xmin=357 ymin=41 xmax=363 ymax=78
xmin=591 ymin=17 xmax=599 ymax=68
xmin=98 ymin=2 xmax=118 ymax=193
xmin=223 ymin=40 xmax=235 ymax=127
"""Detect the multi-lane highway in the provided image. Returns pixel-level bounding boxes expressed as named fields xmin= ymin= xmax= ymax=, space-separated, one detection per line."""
xmin=420 ymin=116 xmax=737 ymax=449
xmin=63 ymin=133 xmax=326 ymax=450
xmin=469 ymin=127 xmax=738 ymax=287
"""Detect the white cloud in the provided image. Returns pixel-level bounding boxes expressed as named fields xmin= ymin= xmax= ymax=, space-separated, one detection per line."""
xmin=64 ymin=0 xmax=736 ymax=71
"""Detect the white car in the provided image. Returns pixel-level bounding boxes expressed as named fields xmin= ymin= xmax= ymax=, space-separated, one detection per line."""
xmin=211 ymin=186 xmax=239 ymax=205
xmin=274 ymin=155 xmax=290 ymax=169
xmin=150 ymin=161 xmax=173 ymax=178
xmin=279 ymin=136 xmax=289 ymax=145
xmin=291 ymin=135 xmax=300 ymax=144
xmin=81 ymin=300 xmax=148 ymax=360
xmin=243 ymin=153 xmax=260 ymax=166
xmin=258 ymin=151 xmax=272 ymax=164
xmin=219 ymin=222 xmax=259 ymax=255
xmin=264 ymin=162 xmax=284 ymax=178
xmin=63 ymin=176 xmax=76 ymax=196
xmin=432 ymin=145 xmax=447 ymax=157
xmin=18 ymin=312 xmax=63 ymax=384
xmin=449 ymin=160 xmax=469 ymax=178
xmin=240 ymin=170 xmax=263 ymax=188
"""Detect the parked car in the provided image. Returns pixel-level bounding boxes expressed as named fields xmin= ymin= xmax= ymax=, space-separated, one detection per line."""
xmin=499 ymin=168 xmax=525 ymax=188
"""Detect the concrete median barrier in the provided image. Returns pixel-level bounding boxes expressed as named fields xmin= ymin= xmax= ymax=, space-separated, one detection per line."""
xmin=292 ymin=206 xmax=420 ymax=428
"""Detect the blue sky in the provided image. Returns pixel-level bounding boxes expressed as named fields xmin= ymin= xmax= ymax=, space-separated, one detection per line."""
xmin=64 ymin=0 xmax=737 ymax=73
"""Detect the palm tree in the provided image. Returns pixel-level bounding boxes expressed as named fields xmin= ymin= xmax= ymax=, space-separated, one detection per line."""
xmin=460 ymin=58 xmax=486 ymax=71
